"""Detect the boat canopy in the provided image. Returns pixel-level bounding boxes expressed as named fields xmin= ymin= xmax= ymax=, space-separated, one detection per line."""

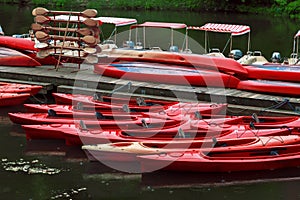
xmin=130 ymin=21 xmax=187 ymax=49
xmin=191 ymin=23 xmax=250 ymax=36
xmin=93 ymin=17 xmax=137 ymax=27
xmin=187 ymin=23 xmax=251 ymax=53
xmin=130 ymin=22 xmax=187 ymax=30
xmin=93 ymin=17 xmax=137 ymax=44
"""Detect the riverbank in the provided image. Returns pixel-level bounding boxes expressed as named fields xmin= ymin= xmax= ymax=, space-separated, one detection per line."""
xmin=1 ymin=0 xmax=300 ymax=19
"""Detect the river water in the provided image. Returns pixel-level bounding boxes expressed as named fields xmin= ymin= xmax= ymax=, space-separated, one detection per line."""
xmin=1 ymin=3 xmax=300 ymax=200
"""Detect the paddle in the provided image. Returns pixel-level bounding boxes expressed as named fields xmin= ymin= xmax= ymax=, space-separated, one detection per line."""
xmin=32 ymin=7 xmax=98 ymax=18
xmin=37 ymin=49 xmax=98 ymax=63
xmin=35 ymin=31 xmax=97 ymax=46
xmin=35 ymin=43 xmax=97 ymax=54
xmin=31 ymin=23 xmax=92 ymax=36
xmin=34 ymin=15 xmax=98 ymax=27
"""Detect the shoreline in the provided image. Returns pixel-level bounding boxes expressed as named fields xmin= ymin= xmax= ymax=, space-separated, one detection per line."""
xmin=0 ymin=1 xmax=299 ymax=19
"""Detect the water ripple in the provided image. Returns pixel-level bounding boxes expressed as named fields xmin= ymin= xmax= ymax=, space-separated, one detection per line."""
xmin=1 ymin=158 xmax=62 ymax=175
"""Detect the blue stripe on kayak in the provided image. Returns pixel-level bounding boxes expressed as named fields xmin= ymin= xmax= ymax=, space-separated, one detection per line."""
xmin=109 ymin=63 xmax=218 ymax=75
xmin=252 ymin=64 xmax=300 ymax=72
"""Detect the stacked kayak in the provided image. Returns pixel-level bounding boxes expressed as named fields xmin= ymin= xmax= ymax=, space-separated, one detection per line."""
xmin=11 ymin=92 xmax=300 ymax=173
xmin=0 ymin=47 xmax=41 ymax=67
xmin=0 ymin=93 xmax=31 ymax=107
xmin=94 ymin=61 xmax=240 ymax=88
xmin=0 ymin=81 xmax=42 ymax=106
xmin=0 ymin=35 xmax=58 ymax=66
xmin=100 ymin=49 xmax=248 ymax=78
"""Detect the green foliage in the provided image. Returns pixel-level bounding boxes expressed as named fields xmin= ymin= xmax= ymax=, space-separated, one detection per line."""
xmin=0 ymin=0 xmax=299 ymax=19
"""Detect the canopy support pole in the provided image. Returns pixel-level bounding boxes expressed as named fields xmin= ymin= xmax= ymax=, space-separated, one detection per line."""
xmin=297 ymin=37 xmax=299 ymax=56
xmin=143 ymin=27 xmax=146 ymax=49
xmin=185 ymin=28 xmax=188 ymax=50
xmin=247 ymin=32 xmax=251 ymax=53
xmin=205 ymin=31 xmax=207 ymax=53
xmin=171 ymin=29 xmax=174 ymax=47
xmin=114 ymin=27 xmax=117 ymax=44
xmin=230 ymin=34 xmax=233 ymax=52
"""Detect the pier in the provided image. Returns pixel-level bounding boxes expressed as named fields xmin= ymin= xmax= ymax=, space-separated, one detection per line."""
xmin=0 ymin=64 xmax=299 ymax=116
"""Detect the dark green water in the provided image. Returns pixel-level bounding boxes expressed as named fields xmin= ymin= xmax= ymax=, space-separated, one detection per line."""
xmin=1 ymin=3 xmax=300 ymax=199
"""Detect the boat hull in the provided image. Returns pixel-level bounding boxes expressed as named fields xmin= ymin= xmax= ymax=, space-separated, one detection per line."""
xmin=94 ymin=62 xmax=240 ymax=88
xmin=102 ymin=49 xmax=248 ymax=78
xmin=0 ymin=47 xmax=41 ymax=67
xmin=245 ymin=64 xmax=300 ymax=83
xmin=0 ymin=93 xmax=30 ymax=107
xmin=237 ymin=80 xmax=300 ymax=96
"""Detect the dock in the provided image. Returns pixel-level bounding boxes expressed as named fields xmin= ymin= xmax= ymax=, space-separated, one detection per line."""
xmin=0 ymin=64 xmax=299 ymax=116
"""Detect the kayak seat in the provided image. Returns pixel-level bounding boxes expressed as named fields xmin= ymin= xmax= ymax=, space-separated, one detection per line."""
xmin=93 ymin=93 xmax=103 ymax=101
xmin=194 ymin=111 xmax=202 ymax=119
xmin=122 ymin=104 xmax=130 ymax=113
xmin=251 ymin=113 xmax=260 ymax=123
xmin=212 ymin=137 xmax=227 ymax=147
xmin=48 ymin=109 xmax=57 ymax=117
xmin=76 ymin=102 xmax=83 ymax=110
xmin=176 ymin=128 xmax=186 ymax=138
xmin=141 ymin=119 xmax=149 ymax=128
xmin=270 ymin=150 xmax=279 ymax=156
xmin=249 ymin=121 xmax=256 ymax=130
xmin=95 ymin=112 xmax=105 ymax=119
xmin=136 ymin=97 xmax=147 ymax=106
xmin=79 ymin=120 xmax=88 ymax=130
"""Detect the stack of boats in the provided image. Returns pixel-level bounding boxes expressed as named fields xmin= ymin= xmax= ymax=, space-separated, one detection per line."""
xmin=0 ymin=82 xmax=42 ymax=106
xmin=8 ymin=92 xmax=300 ymax=173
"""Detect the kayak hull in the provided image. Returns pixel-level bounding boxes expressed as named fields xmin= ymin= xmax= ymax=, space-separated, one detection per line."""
xmin=0 ymin=47 xmax=41 ymax=67
xmin=237 ymin=80 xmax=300 ymax=96
xmin=0 ymin=93 xmax=30 ymax=107
xmin=94 ymin=62 xmax=240 ymax=88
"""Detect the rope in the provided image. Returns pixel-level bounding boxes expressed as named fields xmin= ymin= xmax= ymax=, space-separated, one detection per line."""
xmin=110 ymin=82 xmax=132 ymax=95
xmin=30 ymin=93 xmax=48 ymax=104
xmin=258 ymin=98 xmax=299 ymax=115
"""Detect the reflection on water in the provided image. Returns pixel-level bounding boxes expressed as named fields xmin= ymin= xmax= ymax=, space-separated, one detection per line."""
xmin=1 ymin=158 xmax=62 ymax=175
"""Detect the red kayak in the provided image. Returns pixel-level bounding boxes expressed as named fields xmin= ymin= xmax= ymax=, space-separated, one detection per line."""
xmin=52 ymin=92 xmax=176 ymax=105
xmin=0 ymin=47 xmax=41 ymax=67
xmin=82 ymin=135 xmax=300 ymax=162
xmin=22 ymin=123 xmax=294 ymax=146
xmin=23 ymin=102 xmax=227 ymax=120
xmin=52 ymin=92 xmax=178 ymax=112
xmin=237 ymin=79 xmax=300 ymax=97
xmin=10 ymin=112 xmax=182 ymax=132
xmin=138 ymin=143 xmax=300 ymax=172
xmin=117 ymin=115 xmax=300 ymax=137
xmin=189 ymin=115 xmax=300 ymax=129
xmin=244 ymin=64 xmax=300 ymax=83
xmin=51 ymin=93 xmax=227 ymax=114
xmin=0 ymin=83 xmax=42 ymax=95
xmin=0 ymin=93 xmax=30 ymax=106
xmin=93 ymin=61 xmax=240 ymax=88
xmin=0 ymin=36 xmax=37 ymax=51
xmin=103 ymin=49 xmax=248 ymax=78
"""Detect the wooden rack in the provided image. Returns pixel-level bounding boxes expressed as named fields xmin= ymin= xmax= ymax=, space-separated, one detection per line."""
xmin=31 ymin=7 xmax=100 ymax=70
